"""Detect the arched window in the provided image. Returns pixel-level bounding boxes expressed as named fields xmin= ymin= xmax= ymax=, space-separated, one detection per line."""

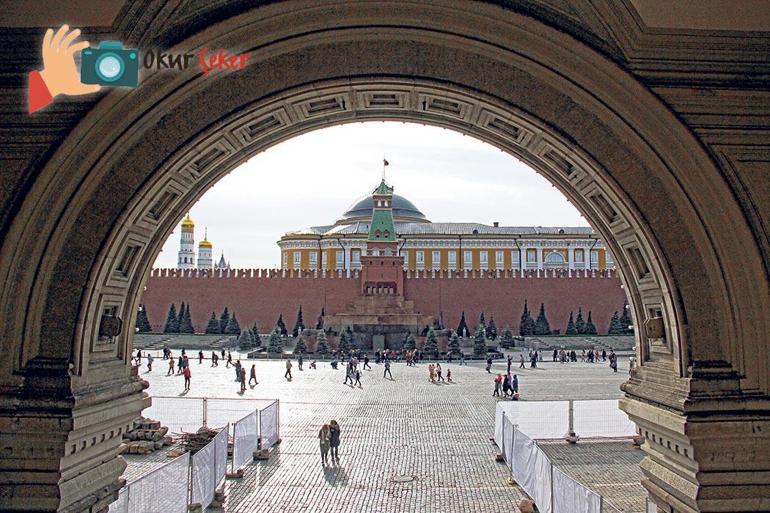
xmin=375 ymin=230 xmax=381 ymax=238
xmin=383 ymin=230 xmax=390 ymax=238
xmin=545 ymin=252 xmax=565 ymax=264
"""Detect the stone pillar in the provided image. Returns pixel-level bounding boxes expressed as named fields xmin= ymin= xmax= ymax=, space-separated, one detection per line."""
xmin=0 ymin=361 xmax=148 ymax=512
xmin=620 ymin=364 xmax=770 ymax=513
xmin=536 ymin=247 xmax=543 ymax=270
xmin=567 ymin=247 xmax=575 ymax=270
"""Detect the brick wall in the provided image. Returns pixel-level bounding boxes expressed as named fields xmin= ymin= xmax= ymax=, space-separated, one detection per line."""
xmin=140 ymin=268 xmax=627 ymax=335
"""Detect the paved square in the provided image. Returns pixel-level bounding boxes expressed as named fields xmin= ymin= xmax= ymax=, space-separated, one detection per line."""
xmin=129 ymin=351 xmax=636 ymax=512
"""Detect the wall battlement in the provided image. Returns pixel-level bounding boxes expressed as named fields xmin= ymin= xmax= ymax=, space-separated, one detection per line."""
xmin=149 ymin=267 xmax=619 ymax=280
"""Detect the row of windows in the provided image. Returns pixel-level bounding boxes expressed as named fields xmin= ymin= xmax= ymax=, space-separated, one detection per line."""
xmin=283 ymin=248 xmax=608 ymax=270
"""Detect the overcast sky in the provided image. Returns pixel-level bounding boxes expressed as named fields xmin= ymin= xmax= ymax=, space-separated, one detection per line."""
xmin=154 ymin=122 xmax=589 ymax=268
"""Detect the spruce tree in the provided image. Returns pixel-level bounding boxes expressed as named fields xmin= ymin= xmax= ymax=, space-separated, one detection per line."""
xmin=585 ymin=311 xmax=598 ymax=335
xmin=251 ymin=322 xmax=260 ymax=341
xmin=136 ymin=305 xmax=152 ymax=333
xmin=179 ymin=303 xmax=194 ymax=333
xmin=534 ymin=303 xmax=551 ymax=335
xmin=219 ymin=307 xmax=230 ymax=334
xmin=448 ymin=330 xmax=461 ymax=357
xmin=238 ymin=328 xmax=254 ymax=350
xmin=294 ymin=334 xmax=307 ymax=354
xmin=608 ymin=311 xmax=624 ymax=334
xmin=315 ymin=330 xmax=329 ymax=356
xmin=500 ymin=326 xmax=515 ymax=349
xmin=338 ymin=326 xmax=352 ymax=354
xmin=456 ymin=311 xmax=469 ymax=338
xmin=424 ymin=327 xmax=438 ymax=356
xmin=267 ymin=328 xmax=283 ymax=355
xmin=316 ymin=307 xmax=325 ymax=329
xmin=619 ymin=301 xmax=633 ymax=334
xmin=292 ymin=305 xmax=304 ymax=337
xmin=225 ymin=312 xmax=241 ymax=335
xmin=565 ymin=312 xmax=577 ymax=335
xmin=478 ymin=312 xmax=486 ymax=332
xmin=575 ymin=308 xmax=586 ymax=334
xmin=163 ymin=303 xmax=179 ymax=333
xmin=404 ymin=332 xmax=416 ymax=351
xmin=205 ymin=312 xmax=220 ymax=334
xmin=276 ymin=314 xmax=288 ymax=337
xmin=473 ymin=324 xmax=487 ymax=356
xmin=486 ymin=316 xmax=498 ymax=340
xmin=519 ymin=300 xmax=535 ymax=336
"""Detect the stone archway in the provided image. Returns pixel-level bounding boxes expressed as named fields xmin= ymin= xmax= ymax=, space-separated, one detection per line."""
xmin=0 ymin=2 xmax=768 ymax=512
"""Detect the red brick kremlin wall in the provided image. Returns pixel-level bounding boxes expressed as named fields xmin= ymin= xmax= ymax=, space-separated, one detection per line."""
xmin=141 ymin=268 xmax=627 ymax=335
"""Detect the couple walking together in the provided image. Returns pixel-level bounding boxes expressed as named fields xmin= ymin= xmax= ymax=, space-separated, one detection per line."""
xmin=318 ymin=420 xmax=341 ymax=465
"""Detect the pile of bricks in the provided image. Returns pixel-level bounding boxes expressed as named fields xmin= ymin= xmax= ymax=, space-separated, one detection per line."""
xmin=119 ymin=417 xmax=173 ymax=455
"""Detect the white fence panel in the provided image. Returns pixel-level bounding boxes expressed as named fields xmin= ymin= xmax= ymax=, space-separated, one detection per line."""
xmin=233 ymin=411 xmax=258 ymax=470
xmin=573 ymin=400 xmax=636 ymax=438
xmin=512 ymin=428 xmax=553 ymax=513
xmin=503 ymin=415 xmax=515 ymax=471
xmin=495 ymin=405 xmax=505 ymax=447
xmin=191 ymin=426 xmax=227 ymax=511
xmin=259 ymin=400 xmax=280 ymax=448
xmin=505 ymin=401 xmax=570 ymax=439
xmin=552 ymin=466 xmax=602 ymax=513
xmin=126 ymin=452 xmax=189 ymax=513
xmin=144 ymin=396 xmax=204 ymax=433
xmin=214 ymin=426 xmax=228 ymax=484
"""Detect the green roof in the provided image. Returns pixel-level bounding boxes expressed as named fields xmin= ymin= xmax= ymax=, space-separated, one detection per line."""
xmin=368 ymin=209 xmax=396 ymax=241
xmin=373 ymin=179 xmax=393 ymax=196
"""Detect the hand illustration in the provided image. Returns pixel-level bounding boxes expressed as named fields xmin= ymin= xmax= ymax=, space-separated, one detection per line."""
xmin=39 ymin=25 xmax=100 ymax=97
xmin=29 ymin=24 xmax=99 ymax=113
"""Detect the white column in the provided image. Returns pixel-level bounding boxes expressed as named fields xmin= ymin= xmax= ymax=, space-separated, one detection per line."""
xmin=519 ymin=247 xmax=525 ymax=271
xmin=536 ymin=247 xmax=543 ymax=270
xmin=568 ymin=247 xmax=575 ymax=270
xmin=584 ymin=247 xmax=591 ymax=270
xmin=344 ymin=246 xmax=351 ymax=270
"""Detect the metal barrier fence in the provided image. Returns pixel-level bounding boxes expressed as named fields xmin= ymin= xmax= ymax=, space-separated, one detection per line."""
xmin=258 ymin=400 xmax=280 ymax=448
xmin=232 ymin=411 xmax=258 ymax=471
xmin=499 ymin=413 xmax=602 ymax=513
xmin=495 ymin=399 xmax=637 ymax=442
xmin=191 ymin=426 xmax=228 ymax=510
xmin=109 ymin=452 xmax=190 ymax=513
xmin=144 ymin=396 xmax=279 ymax=433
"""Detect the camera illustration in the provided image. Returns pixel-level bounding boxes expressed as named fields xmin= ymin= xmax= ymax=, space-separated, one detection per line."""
xmin=81 ymin=41 xmax=139 ymax=87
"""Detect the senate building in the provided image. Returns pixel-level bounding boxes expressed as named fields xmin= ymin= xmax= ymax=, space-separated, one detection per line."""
xmin=277 ymin=181 xmax=615 ymax=273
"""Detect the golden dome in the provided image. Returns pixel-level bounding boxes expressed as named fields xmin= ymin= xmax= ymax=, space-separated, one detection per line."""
xmin=199 ymin=228 xmax=212 ymax=248
xmin=181 ymin=214 xmax=195 ymax=229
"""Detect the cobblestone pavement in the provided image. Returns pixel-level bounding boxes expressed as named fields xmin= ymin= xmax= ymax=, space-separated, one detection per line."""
xmin=538 ymin=441 xmax=645 ymax=513
xmin=124 ymin=352 xmax=637 ymax=512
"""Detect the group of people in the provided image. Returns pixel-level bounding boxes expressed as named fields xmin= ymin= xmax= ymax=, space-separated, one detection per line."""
xmin=552 ymin=347 xmax=615 ymax=364
xmin=493 ymin=372 xmax=519 ymax=399
xmin=232 ymin=359 xmax=258 ymax=391
xmin=317 ymin=420 xmax=341 ymax=465
xmin=427 ymin=363 xmax=451 ymax=383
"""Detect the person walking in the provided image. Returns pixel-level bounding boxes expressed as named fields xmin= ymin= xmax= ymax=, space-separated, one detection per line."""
xmin=436 ymin=363 xmax=445 ymax=382
xmin=329 ymin=420 xmax=341 ymax=463
xmin=135 ymin=349 xmax=142 ymax=366
xmin=238 ymin=366 xmax=246 ymax=392
xmin=428 ymin=363 xmax=435 ymax=383
xmin=446 ymin=368 xmax=452 ymax=382
xmin=198 ymin=350 xmax=204 ymax=364
xmin=364 ymin=354 xmax=371 ymax=370
xmin=383 ymin=359 xmax=392 ymax=379
xmin=602 ymin=349 xmax=607 ymax=362
xmin=146 ymin=353 xmax=153 ymax=372
xmin=249 ymin=364 xmax=258 ymax=386
xmin=167 ymin=357 xmax=175 ymax=375
xmin=485 ymin=356 xmax=493 ymax=373
xmin=298 ymin=353 xmax=304 ymax=371
xmin=512 ymin=374 xmax=519 ymax=395
xmin=354 ymin=368 xmax=362 ymax=387
xmin=177 ymin=355 xmax=184 ymax=375
xmin=284 ymin=358 xmax=293 ymax=380
xmin=211 ymin=351 xmax=218 ymax=366
xmin=460 ymin=353 xmax=465 ymax=366
xmin=226 ymin=352 xmax=232 ymax=368
xmin=519 ymin=354 xmax=525 ymax=369
xmin=319 ymin=424 xmax=331 ymax=465
xmin=502 ymin=373 xmax=511 ymax=397
xmin=507 ymin=355 xmax=512 ymax=373
xmin=183 ymin=365 xmax=191 ymax=392
xmin=343 ymin=364 xmax=354 ymax=385
xmin=221 ymin=348 xmax=226 ymax=360
xmin=493 ymin=374 xmax=502 ymax=397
